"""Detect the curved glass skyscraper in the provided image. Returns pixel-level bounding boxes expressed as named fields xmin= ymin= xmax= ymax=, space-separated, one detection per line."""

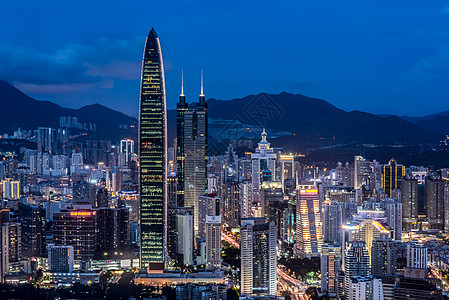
xmin=139 ymin=28 xmax=167 ymax=271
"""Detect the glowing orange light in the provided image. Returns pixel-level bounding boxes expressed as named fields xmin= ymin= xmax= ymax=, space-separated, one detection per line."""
xmin=70 ymin=211 xmax=92 ymax=216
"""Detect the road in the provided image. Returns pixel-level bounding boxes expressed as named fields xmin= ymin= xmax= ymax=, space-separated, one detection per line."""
xmin=222 ymin=232 xmax=307 ymax=299
xmin=429 ymin=264 xmax=449 ymax=290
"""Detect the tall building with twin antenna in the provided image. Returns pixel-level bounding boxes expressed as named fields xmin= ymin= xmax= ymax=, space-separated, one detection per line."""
xmin=139 ymin=27 xmax=167 ymax=271
xmin=177 ymin=71 xmax=208 ymax=237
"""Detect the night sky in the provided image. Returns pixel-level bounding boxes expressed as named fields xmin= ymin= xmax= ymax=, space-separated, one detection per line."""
xmin=1 ymin=1 xmax=449 ymax=117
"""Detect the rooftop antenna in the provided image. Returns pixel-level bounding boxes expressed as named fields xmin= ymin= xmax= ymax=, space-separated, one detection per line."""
xmin=200 ymin=69 xmax=204 ymax=97
xmin=179 ymin=69 xmax=186 ymax=104
xmin=181 ymin=69 xmax=184 ymax=96
xmin=199 ymin=69 xmax=205 ymax=105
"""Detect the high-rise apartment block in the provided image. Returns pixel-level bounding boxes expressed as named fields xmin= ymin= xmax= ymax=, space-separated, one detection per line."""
xmin=240 ymin=218 xmax=277 ymax=296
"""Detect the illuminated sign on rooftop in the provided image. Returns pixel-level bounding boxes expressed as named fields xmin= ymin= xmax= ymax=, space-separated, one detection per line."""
xmin=70 ymin=211 xmax=95 ymax=217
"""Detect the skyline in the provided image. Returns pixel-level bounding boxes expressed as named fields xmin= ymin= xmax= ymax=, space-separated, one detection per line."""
xmin=1 ymin=1 xmax=449 ymax=117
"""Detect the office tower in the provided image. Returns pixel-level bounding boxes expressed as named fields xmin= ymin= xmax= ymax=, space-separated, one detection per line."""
xmin=5 ymin=222 xmax=21 ymax=264
xmin=139 ymin=28 xmax=167 ymax=271
xmin=48 ymin=245 xmax=74 ymax=273
xmin=0 ymin=163 xmax=5 ymax=181
xmin=240 ymin=218 xmax=277 ymax=296
xmin=381 ymin=159 xmax=405 ymax=197
xmin=371 ymin=238 xmax=397 ymax=276
xmin=167 ymin=174 xmax=177 ymax=208
xmin=324 ymin=186 xmax=356 ymax=203
xmin=344 ymin=241 xmax=370 ymax=299
xmin=251 ymin=130 xmax=276 ymax=203
xmin=278 ymin=153 xmax=295 ymax=192
xmin=261 ymin=181 xmax=285 ymax=239
xmin=0 ymin=178 xmax=20 ymax=200
xmin=53 ymin=209 xmax=96 ymax=261
xmin=352 ymin=219 xmax=390 ymax=263
xmin=205 ymin=215 xmax=221 ymax=269
xmin=0 ymin=224 xmax=8 ymax=283
xmin=96 ymin=188 xmax=109 ymax=208
xmin=394 ymin=278 xmax=442 ymax=300
xmin=176 ymin=71 xmax=208 ymax=237
xmin=405 ymin=243 xmax=428 ymax=279
xmin=73 ymin=181 xmax=96 ymax=200
xmin=354 ymin=156 xmax=370 ymax=190
xmin=283 ymin=203 xmax=296 ymax=245
xmin=198 ymin=194 xmax=220 ymax=238
xmin=17 ymin=203 xmax=45 ymax=258
xmin=240 ymin=180 xmax=253 ymax=219
xmin=401 ymin=176 xmax=419 ymax=231
xmin=445 ymin=181 xmax=449 ymax=232
xmin=177 ymin=210 xmax=194 ymax=265
xmin=96 ymin=207 xmax=129 ymax=252
xmin=223 ymin=181 xmax=240 ymax=228
xmin=425 ymin=176 xmax=445 ymax=230
xmin=296 ymin=187 xmax=323 ymax=258
xmin=321 ymin=243 xmax=342 ymax=295
xmin=167 ymin=207 xmax=178 ymax=261
xmin=323 ymin=202 xmax=342 ymax=243
xmin=342 ymin=200 xmax=358 ymax=224
xmin=335 ymin=162 xmax=353 ymax=187
xmin=120 ymin=139 xmax=135 ymax=163
xmin=384 ymin=199 xmax=402 ymax=241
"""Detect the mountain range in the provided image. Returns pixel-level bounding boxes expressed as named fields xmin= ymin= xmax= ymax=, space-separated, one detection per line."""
xmin=1 ymin=81 xmax=448 ymax=149
xmin=0 ymin=81 xmax=137 ymax=142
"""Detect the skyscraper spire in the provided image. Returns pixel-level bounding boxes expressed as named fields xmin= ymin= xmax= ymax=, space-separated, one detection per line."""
xmin=179 ymin=69 xmax=185 ymax=104
xmin=199 ymin=69 xmax=205 ymax=105
xmin=200 ymin=69 xmax=204 ymax=97
xmin=181 ymin=69 xmax=184 ymax=96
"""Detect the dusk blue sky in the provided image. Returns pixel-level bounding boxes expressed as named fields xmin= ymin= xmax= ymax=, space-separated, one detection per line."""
xmin=1 ymin=1 xmax=449 ymax=117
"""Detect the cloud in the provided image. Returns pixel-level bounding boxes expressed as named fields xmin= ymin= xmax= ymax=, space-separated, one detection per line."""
xmin=409 ymin=48 xmax=449 ymax=77
xmin=0 ymin=37 xmax=145 ymax=93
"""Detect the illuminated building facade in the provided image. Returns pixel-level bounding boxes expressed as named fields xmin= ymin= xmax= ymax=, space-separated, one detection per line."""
xmin=251 ymin=130 xmax=276 ymax=204
xmin=205 ymin=215 xmax=222 ymax=269
xmin=381 ymin=159 xmax=405 ymax=197
xmin=198 ymin=194 xmax=220 ymax=238
xmin=0 ymin=178 xmax=20 ymax=200
xmin=17 ymin=203 xmax=45 ymax=258
xmin=53 ymin=209 xmax=96 ymax=261
xmin=354 ymin=156 xmax=370 ymax=190
xmin=401 ymin=176 xmax=419 ymax=231
xmin=139 ymin=28 xmax=167 ymax=271
xmin=240 ymin=218 xmax=277 ymax=296
xmin=371 ymin=238 xmax=397 ymax=276
xmin=120 ymin=139 xmax=135 ymax=163
xmin=344 ymin=241 xmax=370 ymax=299
xmin=278 ymin=153 xmax=295 ymax=191
xmin=48 ymin=245 xmax=74 ymax=273
xmin=321 ymin=243 xmax=342 ymax=295
xmin=261 ymin=181 xmax=285 ymax=239
xmin=323 ymin=202 xmax=342 ymax=243
xmin=296 ymin=187 xmax=323 ymax=258
xmin=176 ymin=73 xmax=208 ymax=237
xmin=96 ymin=207 xmax=129 ymax=252
xmin=343 ymin=219 xmax=390 ymax=265
xmin=425 ymin=176 xmax=445 ymax=230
